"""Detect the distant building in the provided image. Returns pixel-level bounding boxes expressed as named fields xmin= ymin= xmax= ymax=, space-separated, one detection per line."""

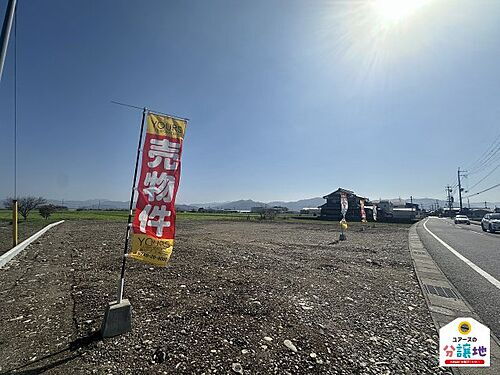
xmin=440 ymin=207 xmax=461 ymax=218
xmin=251 ymin=206 xmax=265 ymax=213
xmin=271 ymin=206 xmax=288 ymax=213
xmin=197 ymin=207 xmax=237 ymax=213
xmin=251 ymin=206 xmax=287 ymax=214
xmin=300 ymin=207 xmax=321 ymax=215
xmin=376 ymin=199 xmax=423 ymax=221
xmin=465 ymin=208 xmax=493 ymax=220
xmin=319 ymin=188 xmax=370 ymax=221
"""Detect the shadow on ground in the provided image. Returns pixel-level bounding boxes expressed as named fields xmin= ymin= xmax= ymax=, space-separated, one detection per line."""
xmin=1 ymin=332 xmax=101 ymax=375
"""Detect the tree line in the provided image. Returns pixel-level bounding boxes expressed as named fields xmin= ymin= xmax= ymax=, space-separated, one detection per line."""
xmin=3 ymin=197 xmax=66 ymax=220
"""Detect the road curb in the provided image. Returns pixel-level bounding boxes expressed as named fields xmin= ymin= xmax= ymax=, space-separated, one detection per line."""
xmin=0 ymin=220 xmax=65 ymax=268
xmin=409 ymin=220 xmax=500 ymax=374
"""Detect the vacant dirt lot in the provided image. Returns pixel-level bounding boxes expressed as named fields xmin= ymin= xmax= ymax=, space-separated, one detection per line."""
xmin=0 ymin=220 xmax=451 ymax=374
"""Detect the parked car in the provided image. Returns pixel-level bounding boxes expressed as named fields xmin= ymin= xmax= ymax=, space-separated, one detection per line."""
xmin=454 ymin=215 xmax=470 ymax=225
xmin=481 ymin=213 xmax=500 ymax=233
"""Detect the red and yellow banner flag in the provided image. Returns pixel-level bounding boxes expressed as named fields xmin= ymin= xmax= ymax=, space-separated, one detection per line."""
xmin=129 ymin=113 xmax=187 ymax=266
xmin=340 ymin=192 xmax=348 ymax=219
xmin=360 ymin=199 xmax=366 ymax=222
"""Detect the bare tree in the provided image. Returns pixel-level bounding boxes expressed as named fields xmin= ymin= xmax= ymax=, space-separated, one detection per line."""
xmin=3 ymin=198 xmax=14 ymax=210
xmin=4 ymin=197 xmax=47 ymax=220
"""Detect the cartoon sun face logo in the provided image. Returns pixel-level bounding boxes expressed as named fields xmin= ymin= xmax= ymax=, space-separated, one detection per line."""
xmin=458 ymin=321 xmax=472 ymax=335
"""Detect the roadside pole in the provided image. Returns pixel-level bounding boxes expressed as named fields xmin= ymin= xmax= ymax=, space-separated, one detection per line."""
xmin=445 ymin=185 xmax=453 ymax=217
xmin=457 ymin=167 xmax=465 ymax=213
xmin=12 ymin=200 xmax=17 ymax=247
xmin=0 ymin=0 xmax=18 ymax=248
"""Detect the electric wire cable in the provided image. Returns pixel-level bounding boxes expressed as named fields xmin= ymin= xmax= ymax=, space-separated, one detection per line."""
xmin=464 ymin=183 xmax=500 ymax=198
xmin=466 ymin=130 xmax=500 ymax=175
xmin=468 ymin=163 xmax=500 ymax=191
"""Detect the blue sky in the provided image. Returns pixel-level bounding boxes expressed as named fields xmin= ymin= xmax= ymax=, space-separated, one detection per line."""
xmin=1 ymin=0 xmax=500 ymax=204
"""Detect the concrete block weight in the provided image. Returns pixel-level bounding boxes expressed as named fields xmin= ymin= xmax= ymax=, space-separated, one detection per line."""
xmin=101 ymin=299 xmax=132 ymax=338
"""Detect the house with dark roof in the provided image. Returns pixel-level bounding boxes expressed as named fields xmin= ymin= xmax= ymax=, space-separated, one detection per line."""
xmin=319 ymin=188 xmax=371 ymax=221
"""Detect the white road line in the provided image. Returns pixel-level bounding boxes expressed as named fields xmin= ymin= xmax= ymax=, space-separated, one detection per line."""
xmin=423 ymin=218 xmax=500 ymax=290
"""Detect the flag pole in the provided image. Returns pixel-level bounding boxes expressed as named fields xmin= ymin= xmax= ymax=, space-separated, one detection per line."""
xmin=117 ymin=107 xmax=147 ymax=303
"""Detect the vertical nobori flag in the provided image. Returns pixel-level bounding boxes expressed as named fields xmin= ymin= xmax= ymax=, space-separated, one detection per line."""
xmin=360 ymin=199 xmax=366 ymax=222
xmin=340 ymin=192 xmax=348 ymax=219
xmin=129 ymin=113 xmax=187 ymax=266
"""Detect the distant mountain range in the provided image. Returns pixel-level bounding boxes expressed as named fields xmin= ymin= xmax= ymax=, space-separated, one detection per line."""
xmin=38 ymin=197 xmax=326 ymax=211
xmin=2 ymin=197 xmax=498 ymax=211
xmin=190 ymin=197 xmax=326 ymax=211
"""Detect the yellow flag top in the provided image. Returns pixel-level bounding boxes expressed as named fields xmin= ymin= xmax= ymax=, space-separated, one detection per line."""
xmin=147 ymin=113 xmax=187 ymax=140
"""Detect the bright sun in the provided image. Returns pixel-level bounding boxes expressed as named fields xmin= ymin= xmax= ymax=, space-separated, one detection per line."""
xmin=372 ymin=0 xmax=430 ymax=23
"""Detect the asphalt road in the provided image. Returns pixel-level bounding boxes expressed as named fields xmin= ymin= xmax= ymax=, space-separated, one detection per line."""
xmin=416 ymin=217 xmax=500 ymax=338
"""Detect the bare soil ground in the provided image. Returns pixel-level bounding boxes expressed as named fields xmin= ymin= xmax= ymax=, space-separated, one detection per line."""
xmin=0 ymin=220 xmax=451 ymax=374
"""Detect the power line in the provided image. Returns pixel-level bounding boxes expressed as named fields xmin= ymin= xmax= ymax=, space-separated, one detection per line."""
xmin=464 ymin=182 xmax=500 ymax=198
xmin=471 ymin=151 xmax=500 ymax=176
xmin=468 ymin=139 xmax=500 ymax=175
xmin=467 ymin=132 xmax=500 ymax=174
xmin=468 ymin=163 xmax=500 ymax=191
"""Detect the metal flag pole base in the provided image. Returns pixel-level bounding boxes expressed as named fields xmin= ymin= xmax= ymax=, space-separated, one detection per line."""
xmin=101 ymin=298 xmax=132 ymax=338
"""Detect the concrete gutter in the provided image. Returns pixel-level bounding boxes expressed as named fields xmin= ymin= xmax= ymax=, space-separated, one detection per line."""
xmin=409 ymin=221 xmax=500 ymax=374
xmin=0 ymin=220 xmax=64 ymax=268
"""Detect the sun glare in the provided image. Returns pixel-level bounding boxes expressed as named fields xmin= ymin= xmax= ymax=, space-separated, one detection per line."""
xmin=372 ymin=0 xmax=430 ymax=23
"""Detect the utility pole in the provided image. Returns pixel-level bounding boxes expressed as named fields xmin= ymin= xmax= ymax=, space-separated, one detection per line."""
xmin=446 ymin=185 xmax=453 ymax=217
xmin=457 ymin=168 xmax=468 ymax=213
